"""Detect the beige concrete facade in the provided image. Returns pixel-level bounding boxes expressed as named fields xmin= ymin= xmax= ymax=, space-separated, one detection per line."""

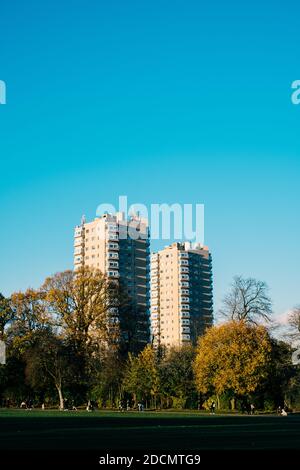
xmin=74 ymin=212 xmax=150 ymax=348
xmin=151 ymin=242 xmax=213 ymax=348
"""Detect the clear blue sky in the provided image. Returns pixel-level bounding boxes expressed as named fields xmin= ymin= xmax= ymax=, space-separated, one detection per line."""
xmin=0 ymin=0 xmax=299 ymax=318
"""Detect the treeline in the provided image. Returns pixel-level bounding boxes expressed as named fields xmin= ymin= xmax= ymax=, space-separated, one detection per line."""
xmin=0 ymin=270 xmax=300 ymax=411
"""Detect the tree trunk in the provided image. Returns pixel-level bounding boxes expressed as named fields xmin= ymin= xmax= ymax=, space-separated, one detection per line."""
xmin=56 ymin=385 xmax=64 ymax=410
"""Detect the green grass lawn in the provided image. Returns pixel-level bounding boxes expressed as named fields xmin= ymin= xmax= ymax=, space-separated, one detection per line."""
xmin=0 ymin=409 xmax=299 ymax=450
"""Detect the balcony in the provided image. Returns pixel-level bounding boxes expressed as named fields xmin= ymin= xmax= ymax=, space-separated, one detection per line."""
xmin=180 ymin=289 xmax=189 ymax=295
xmin=109 ymin=307 xmax=119 ymax=314
xmin=180 ymin=267 xmax=189 ymax=273
xmin=182 ymin=327 xmax=191 ymax=333
xmin=181 ymin=334 xmax=191 ymax=341
xmin=74 ymin=238 xmax=83 ymax=247
xmin=107 ymin=224 xmax=118 ymax=232
xmin=180 ymin=304 xmax=190 ymax=311
xmin=74 ymin=229 xmax=83 ymax=237
xmin=107 ymin=252 xmax=119 ymax=260
xmin=108 ymin=242 xmax=119 ymax=250
xmin=108 ymin=316 xmax=120 ymax=324
xmin=180 ymin=312 xmax=190 ymax=318
xmin=107 ymin=233 xmax=119 ymax=241
xmin=179 ymin=259 xmax=189 ymax=266
xmin=179 ymin=281 xmax=189 ymax=287
xmin=151 ymin=260 xmax=158 ymax=266
xmin=107 ymin=270 xmax=119 ymax=278
xmin=74 ymin=247 xmax=84 ymax=256
xmin=108 ymin=261 xmax=119 ymax=268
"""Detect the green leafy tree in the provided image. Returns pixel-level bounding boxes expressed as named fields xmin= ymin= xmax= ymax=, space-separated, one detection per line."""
xmin=123 ymin=345 xmax=160 ymax=407
xmin=24 ymin=329 xmax=70 ymax=409
xmin=160 ymin=345 xmax=196 ymax=408
xmin=260 ymin=339 xmax=295 ymax=410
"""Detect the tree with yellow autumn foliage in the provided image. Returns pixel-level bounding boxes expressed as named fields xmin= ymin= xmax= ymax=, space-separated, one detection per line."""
xmin=42 ymin=267 xmax=117 ymax=352
xmin=193 ymin=321 xmax=272 ymax=407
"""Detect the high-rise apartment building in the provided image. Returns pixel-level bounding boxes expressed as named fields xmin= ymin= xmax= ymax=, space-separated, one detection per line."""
xmin=74 ymin=212 xmax=150 ymax=351
xmin=150 ymin=242 xmax=213 ymax=348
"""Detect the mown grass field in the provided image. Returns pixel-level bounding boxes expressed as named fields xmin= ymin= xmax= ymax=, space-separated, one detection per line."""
xmin=0 ymin=409 xmax=300 ymax=450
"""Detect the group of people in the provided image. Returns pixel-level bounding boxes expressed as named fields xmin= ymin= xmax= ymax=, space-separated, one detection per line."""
xmin=241 ymin=402 xmax=255 ymax=415
xmin=15 ymin=398 xmax=290 ymax=415
xmin=118 ymin=399 xmax=144 ymax=412
xmin=209 ymin=401 xmax=256 ymax=415
xmin=20 ymin=400 xmax=33 ymax=410
xmin=277 ymin=405 xmax=288 ymax=416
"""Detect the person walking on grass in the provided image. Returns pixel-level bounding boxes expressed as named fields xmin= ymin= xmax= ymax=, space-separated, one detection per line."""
xmin=210 ymin=401 xmax=216 ymax=414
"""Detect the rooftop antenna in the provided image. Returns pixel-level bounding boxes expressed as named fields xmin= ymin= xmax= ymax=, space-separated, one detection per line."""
xmin=81 ymin=214 xmax=86 ymax=226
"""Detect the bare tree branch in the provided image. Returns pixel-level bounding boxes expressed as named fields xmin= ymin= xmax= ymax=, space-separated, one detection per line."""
xmin=219 ymin=275 xmax=273 ymax=325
